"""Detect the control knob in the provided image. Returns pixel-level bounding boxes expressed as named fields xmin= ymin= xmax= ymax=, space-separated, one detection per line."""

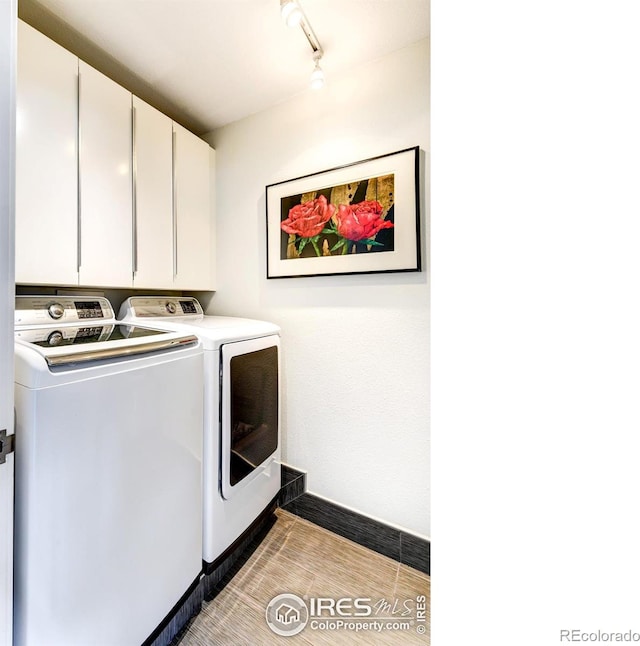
xmin=48 ymin=303 xmax=64 ymax=319
xmin=165 ymin=302 xmax=177 ymax=314
xmin=47 ymin=331 xmax=63 ymax=346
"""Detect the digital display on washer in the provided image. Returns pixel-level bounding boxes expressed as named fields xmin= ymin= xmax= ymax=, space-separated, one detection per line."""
xmin=75 ymin=301 xmax=104 ymax=319
xmin=179 ymin=300 xmax=197 ymax=314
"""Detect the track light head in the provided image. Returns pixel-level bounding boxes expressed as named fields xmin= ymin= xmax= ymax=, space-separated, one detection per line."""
xmin=280 ymin=0 xmax=303 ymax=27
xmin=310 ymin=52 xmax=324 ymax=90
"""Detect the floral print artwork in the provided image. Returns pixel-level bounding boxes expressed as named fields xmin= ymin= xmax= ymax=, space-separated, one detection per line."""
xmin=279 ymin=174 xmax=395 ymax=259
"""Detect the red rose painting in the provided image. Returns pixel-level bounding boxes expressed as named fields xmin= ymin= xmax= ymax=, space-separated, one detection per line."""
xmin=279 ymin=176 xmax=395 ymax=258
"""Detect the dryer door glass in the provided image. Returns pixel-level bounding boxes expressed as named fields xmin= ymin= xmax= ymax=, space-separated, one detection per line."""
xmin=229 ymin=345 xmax=278 ymax=486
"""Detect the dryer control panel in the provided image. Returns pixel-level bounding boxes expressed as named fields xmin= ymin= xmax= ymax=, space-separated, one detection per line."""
xmin=15 ymin=296 xmax=115 ymax=327
xmin=119 ymin=297 xmax=204 ymax=320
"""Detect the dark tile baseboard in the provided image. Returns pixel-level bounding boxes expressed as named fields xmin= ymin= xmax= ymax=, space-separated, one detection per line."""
xmin=279 ymin=464 xmax=306 ymax=506
xmin=201 ymin=498 xmax=278 ymax=600
xmin=147 ymin=575 xmax=203 ymax=646
xmin=282 ymin=492 xmax=430 ymax=575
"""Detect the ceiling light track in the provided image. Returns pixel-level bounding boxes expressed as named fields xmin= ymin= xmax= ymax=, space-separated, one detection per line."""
xmin=280 ymin=0 xmax=325 ymax=89
xmin=298 ymin=13 xmax=323 ymax=57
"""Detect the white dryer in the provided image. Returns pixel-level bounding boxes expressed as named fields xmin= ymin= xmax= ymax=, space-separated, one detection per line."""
xmin=13 ymin=296 xmax=204 ymax=646
xmin=119 ymin=297 xmax=281 ymax=568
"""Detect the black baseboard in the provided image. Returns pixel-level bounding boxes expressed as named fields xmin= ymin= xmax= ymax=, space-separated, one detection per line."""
xmin=279 ymin=464 xmax=306 ymax=506
xmin=201 ymin=497 xmax=278 ymax=600
xmin=146 ymin=574 xmax=203 ymax=646
xmin=282 ymin=492 xmax=430 ymax=575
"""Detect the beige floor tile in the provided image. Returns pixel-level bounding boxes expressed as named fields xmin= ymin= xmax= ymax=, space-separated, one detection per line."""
xmin=248 ymin=509 xmax=298 ymax=561
xmin=394 ymin=565 xmax=431 ymax=606
xmin=175 ymin=510 xmax=430 ymax=646
xmin=183 ymin=589 xmax=301 ymax=645
xmin=277 ymin=515 xmax=399 ymax=599
xmin=232 ymin=551 xmax=317 ymax=607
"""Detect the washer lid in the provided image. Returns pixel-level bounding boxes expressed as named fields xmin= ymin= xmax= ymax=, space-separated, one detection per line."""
xmin=15 ymin=323 xmax=199 ymax=368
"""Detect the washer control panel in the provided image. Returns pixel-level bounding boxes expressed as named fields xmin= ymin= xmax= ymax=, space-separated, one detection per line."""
xmin=15 ymin=296 xmax=114 ymax=327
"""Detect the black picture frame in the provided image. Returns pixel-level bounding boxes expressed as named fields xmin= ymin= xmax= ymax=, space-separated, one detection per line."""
xmin=265 ymin=146 xmax=421 ymax=279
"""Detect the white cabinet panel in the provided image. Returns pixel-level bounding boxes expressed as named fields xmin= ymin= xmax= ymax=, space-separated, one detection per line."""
xmin=173 ymin=122 xmax=212 ymax=290
xmin=78 ymin=61 xmax=132 ymax=288
xmin=208 ymin=147 xmax=217 ymax=290
xmin=132 ymin=96 xmax=173 ymax=289
xmin=16 ymin=21 xmax=78 ymax=286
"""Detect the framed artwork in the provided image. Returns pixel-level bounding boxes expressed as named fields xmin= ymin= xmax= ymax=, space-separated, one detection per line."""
xmin=265 ymin=146 xmax=421 ymax=279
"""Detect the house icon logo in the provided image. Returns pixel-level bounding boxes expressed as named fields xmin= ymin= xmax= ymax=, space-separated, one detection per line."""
xmin=265 ymin=593 xmax=309 ymax=636
xmin=276 ymin=603 xmax=300 ymax=625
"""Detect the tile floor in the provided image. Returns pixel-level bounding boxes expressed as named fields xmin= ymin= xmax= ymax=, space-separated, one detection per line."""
xmin=173 ymin=509 xmax=430 ymax=645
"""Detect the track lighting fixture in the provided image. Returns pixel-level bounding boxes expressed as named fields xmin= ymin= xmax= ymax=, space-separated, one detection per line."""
xmin=310 ymin=52 xmax=324 ymax=90
xmin=280 ymin=0 xmax=326 ymax=89
xmin=280 ymin=0 xmax=303 ymax=27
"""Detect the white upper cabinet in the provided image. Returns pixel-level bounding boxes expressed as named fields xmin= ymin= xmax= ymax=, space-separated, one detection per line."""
xmin=78 ymin=61 xmax=133 ymax=288
xmin=15 ymin=20 xmax=214 ymax=291
xmin=132 ymin=96 xmax=173 ymax=289
xmin=173 ymin=122 xmax=212 ymax=290
xmin=16 ymin=21 xmax=79 ymax=286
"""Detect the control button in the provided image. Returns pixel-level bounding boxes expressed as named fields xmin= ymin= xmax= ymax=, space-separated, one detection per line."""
xmin=48 ymin=303 xmax=64 ymax=319
xmin=47 ymin=331 xmax=63 ymax=346
xmin=165 ymin=302 xmax=177 ymax=314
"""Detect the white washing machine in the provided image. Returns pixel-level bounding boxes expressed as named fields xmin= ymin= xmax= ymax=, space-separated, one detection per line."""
xmin=13 ymin=296 xmax=204 ymax=646
xmin=119 ymin=297 xmax=281 ymax=568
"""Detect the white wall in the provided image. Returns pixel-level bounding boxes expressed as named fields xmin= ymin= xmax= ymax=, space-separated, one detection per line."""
xmin=204 ymin=38 xmax=429 ymax=537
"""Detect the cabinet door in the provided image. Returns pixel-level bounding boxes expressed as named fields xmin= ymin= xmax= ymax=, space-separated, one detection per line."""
xmin=78 ymin=61 xmax=132 ymax=288
xmin=16 ymin=21 xmax=79 ymax=285
xmin=173 ymin=122 xmax=212 ymax=290
xmin=132 ymin=96 xmax=173 ymax=289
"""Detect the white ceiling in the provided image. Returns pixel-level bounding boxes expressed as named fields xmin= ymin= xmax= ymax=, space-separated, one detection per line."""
xmin=20 ymin=0 xmax=429 ymax=134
